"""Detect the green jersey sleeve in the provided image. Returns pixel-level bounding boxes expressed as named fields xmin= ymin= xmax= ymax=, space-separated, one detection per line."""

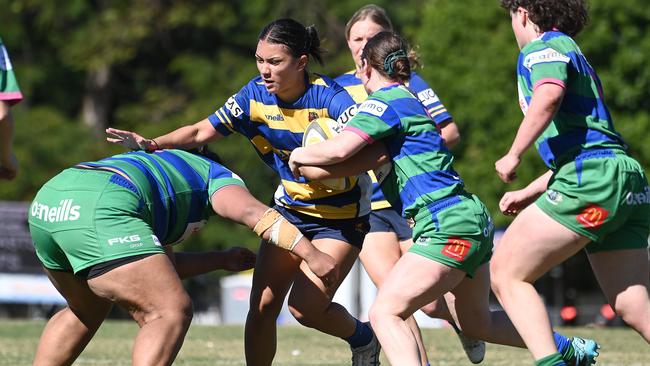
xmin=344 ymin=98 xmax=400 ymax=143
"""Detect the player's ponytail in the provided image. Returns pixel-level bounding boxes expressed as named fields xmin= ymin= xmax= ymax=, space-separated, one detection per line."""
xmin=304 ymin=25 xmax=323 ymax=65
xmin=362 ymin=31 xmax=411 ymax=83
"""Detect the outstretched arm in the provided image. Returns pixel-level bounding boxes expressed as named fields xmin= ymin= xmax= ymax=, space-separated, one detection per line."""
xmin=495 ymin=83 xmax=564 ymax=183
xmin=106 ymin=118 xmax=222 ymax=151
xmin=166 ymin=247 xmax=256 ymax=279
xmin=210 ymin=185 xmax=340 ymax=288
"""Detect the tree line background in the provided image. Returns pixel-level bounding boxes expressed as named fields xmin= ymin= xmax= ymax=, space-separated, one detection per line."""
xmin=1 ymin=0 xmax=649 ymax=256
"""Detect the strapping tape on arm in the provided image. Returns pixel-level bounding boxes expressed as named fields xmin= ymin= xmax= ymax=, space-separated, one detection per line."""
xmin=253 ymin=208 xmax=303 ymax=251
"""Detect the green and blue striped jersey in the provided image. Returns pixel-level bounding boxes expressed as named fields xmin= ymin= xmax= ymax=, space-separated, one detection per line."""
xmin=79 ymin=149 xmax=245 ymax=245
xmin=335 ymin=70 xmax=453 ymax=210
xmin=517 ymin=31 xmax=626 ymax=169
xmin=344 ymin=84 xmax=463 ymax=219
xmin=0 ymin=37 xmax=23 ymax=104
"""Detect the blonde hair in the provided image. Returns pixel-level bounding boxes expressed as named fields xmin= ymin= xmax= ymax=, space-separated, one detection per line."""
xmin=345 ymin=4 xmax=393 ymax=40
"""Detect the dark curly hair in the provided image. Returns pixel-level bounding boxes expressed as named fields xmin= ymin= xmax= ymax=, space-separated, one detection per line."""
xmin=499 ymin=0 xmax=588 ymax=37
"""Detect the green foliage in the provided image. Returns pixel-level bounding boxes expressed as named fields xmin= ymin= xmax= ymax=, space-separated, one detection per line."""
xmin=1 ymin=0 xmax=648 ymax=239
xmin=414 ymin=0 xmax=544 ymax=225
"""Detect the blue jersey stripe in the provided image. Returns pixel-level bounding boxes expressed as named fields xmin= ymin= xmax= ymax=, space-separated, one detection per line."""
xmin=399 ymin=170 xmax=462 ymax=211
xmin=102 ymin=157 xmax=169 ymax=239
xmin=560 ymin=93 xmax=612 ymax=121
xmin=391 ymin=97 xmax=432 ymax=117
xmin=394 ymin=131 xmax=448 ymax=159
xmin=537 ymin=128 xmax=624 ymax=166
xmin=156 ymin=151 xmax=206 ymax=223
xmin=209 ymin=112 xmax=234 ymax=136
xmin=137 ymin=154 xmax=178 ymax=234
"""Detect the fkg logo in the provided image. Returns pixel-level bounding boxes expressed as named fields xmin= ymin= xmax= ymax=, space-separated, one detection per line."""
xmin=108 ymin=235 xmax=141 ymax=246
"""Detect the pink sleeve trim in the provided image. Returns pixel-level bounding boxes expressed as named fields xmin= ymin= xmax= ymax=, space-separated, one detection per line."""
xmin=533 ymin=78 xmax=565 ymax=90
xmin=344 ymin=126 xmax=375 ymax=144
xmin=0 ymin=92 xmax=23 ymax=105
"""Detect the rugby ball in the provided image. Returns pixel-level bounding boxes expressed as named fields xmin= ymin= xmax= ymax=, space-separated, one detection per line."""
xmin=302 ymin=118 xmax=351 ymax=191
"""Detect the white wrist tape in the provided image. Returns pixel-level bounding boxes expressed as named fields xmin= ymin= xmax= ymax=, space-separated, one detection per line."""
xmin=253 ymin=208 xmax=303 ymax=251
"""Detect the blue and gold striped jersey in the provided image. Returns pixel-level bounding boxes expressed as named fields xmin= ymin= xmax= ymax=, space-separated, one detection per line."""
xmin=208 ymin=73 xmax=370 ymax=219
xmin=334 ymin=70 xmax=453 ymax=210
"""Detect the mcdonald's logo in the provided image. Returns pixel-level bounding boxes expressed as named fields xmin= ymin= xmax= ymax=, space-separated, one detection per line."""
xmin=442 ymin=237 xmax=472 ymax=262
xmin=576 ymin=204 xmax=608 ymax=229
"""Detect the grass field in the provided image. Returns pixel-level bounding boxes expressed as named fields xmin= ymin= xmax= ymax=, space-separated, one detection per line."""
xmin=0 ymin=320 xmax=648 ymax=365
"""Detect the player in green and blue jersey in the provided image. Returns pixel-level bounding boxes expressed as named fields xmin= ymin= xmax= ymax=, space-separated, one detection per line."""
xmin=0 ymin=36 xmax=22 ymax=180
xmin=335 ymin=5 xmax=481 ymax=364
xmin=492 ymin=1 xmax=649 ymax=365
xmin=29 ymin=148 xmax=338 ymax=366
xmin=291 ymin=31 xmax=599 ymax=366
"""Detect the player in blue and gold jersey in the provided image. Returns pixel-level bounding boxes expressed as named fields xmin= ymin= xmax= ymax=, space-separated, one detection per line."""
xmin=107 ymin=18 xmax=380 ymax=365
xmin=28 ymin=147 xmax=340 ymax=366
xmin=336 ymin=5 xmax=483 ymax=365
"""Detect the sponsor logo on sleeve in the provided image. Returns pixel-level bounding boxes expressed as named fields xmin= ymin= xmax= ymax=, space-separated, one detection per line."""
xmin=336 ymin=104 xmax=358 ymax=127
xmin=225 ymin=95 xmax=243 ymax=117
xmin=576 ymin=204 xmax=608 ymax=229
xmin=417 ymin=88 xmax=439 ymax=106
xmin=523 ymin=48 xmax=570 ymax=70
xmin=442 ymin=237 xmax=472 ymax=262
xmin=30 ymin=200 xmax=81 ymax=223
xmin=358 ymin=100 xmax=387 ymax=117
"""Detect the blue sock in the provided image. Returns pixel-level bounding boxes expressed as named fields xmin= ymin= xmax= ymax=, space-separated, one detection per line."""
xmin=553 ymin=332 xmax=570 ymax=354
xmin=344 ymin=319 xmax=373 ymax=348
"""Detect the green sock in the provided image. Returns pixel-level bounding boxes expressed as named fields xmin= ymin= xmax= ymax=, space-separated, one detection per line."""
xmin=560 ymin=338 xmax=575 ymax=365
xmin=535 ymin=352 xmax=566 ymax=366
